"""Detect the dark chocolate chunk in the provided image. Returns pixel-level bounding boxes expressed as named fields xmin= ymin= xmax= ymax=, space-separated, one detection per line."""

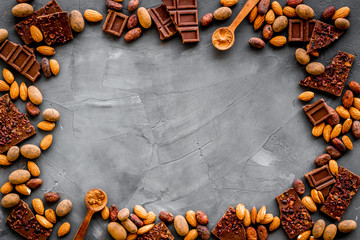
xmin=149 ymin=5 xmax=177 ymax=40
xmin=138 ymin=222 xmax=174 ymax=240
xmin=211 ymin=206 xmax=246 ymax=240
xmin=102 ymin=10 xmax=129 ymax=37
xmin=305 ymin=165 xmax=336 ymax=196
xmin=307 ymin=21 xmax=344 ymax=53
xmin=303 ymin=99 xmax=332 ymax=126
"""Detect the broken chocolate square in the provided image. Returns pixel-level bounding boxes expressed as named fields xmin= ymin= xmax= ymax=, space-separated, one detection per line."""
xmin=0 ymin=94 xmax=36 ymax=153
xmin=148 ymin=5 xmax=177 ymax=40
xmin=212 ymin=206 xmax=246 ymax=240
xmin=288 ymin=19 xmax=316 ymax=42
xmin=307 ymin=21 xmax=344 ymax=53
xmin=138 ymin=222 xmax=174 ymax=240
xmin=102 ymin=10 xmax=129 ymax=37
xmin=305 ymin=165 xmax=336 ymax=196
xmin=303 ymin=99 xmax=332 ymax=126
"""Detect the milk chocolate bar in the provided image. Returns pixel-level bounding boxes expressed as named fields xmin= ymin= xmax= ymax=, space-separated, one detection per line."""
xmin=148 ymin=5 xmax=177 ymax=40
xmin=102 ymin=10 xmax=128 ymax=37
xmin=303 ymin=99 xmax=332 ymax=126
xmin=212 ymin=206 xmax=246 ymax=240
xmin=307 ymin=21 xmax=344 ymax=53
xmin=321 ymin=167 xmax=360 ymax=221
xmin=37 ymin=11 xmax=73 ymax=45
xmin=288 ymin=19 xmax=316 ymax=42
xmin=162 ymin=0 xmax=199 ymax=43
xmin=6 ymin=200 xmax=52 ymax=240
xmin=305 ymin=165 xmax=336 ymax=196
xmin=276 ymin=188 xmax=314 ymax=239
xmin=138 ymin=222 xmax=174 ymax=240
xmin=14 ymin=0 xmax=62 ymax=45
xmin=300 ymin=51 xmax=354 ymax=97
xmin=0 ymin=40 xmax=41 ymax=82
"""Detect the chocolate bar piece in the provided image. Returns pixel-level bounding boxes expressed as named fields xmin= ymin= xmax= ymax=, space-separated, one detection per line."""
xmin=303 ymin=99 xmax=332 ymax=126
xmin=6 ymin=200 xmax=52 ymax=240
xmin=321 ymin=167 xmax=360 ymax=221
xmin=138 ymin=222 xmax=174 ymax=240
xmin=14 ymin=0 xmax=62 ymax=45
xmin=0 ymin=94 xmax=36 ymax=153
xmin=307 ymin=21 xmax=344 ymax=53
xmin=103 ymin=10 xmax=128 ymax=37
xmin=288 ymin=19 xmax=316 ymax=42
xmin=162 ymin=0 xmax=199 ymax=43
xmin=276 ymin=188 xmax=314 ymax=239
xmin=300 ymin=51 xmax=354 ymax=97
xmin=0 ymin=40 xmax=41 ymax=82
xmin=305 ymin=165 xmax=336 ymax=196
xmin=212 ymin=206 xmax=246 ymax=240
xmin=37 ymin=11 xmax=73 ymax=45
xmin=148 ymin=5 xmax=177 ymax=40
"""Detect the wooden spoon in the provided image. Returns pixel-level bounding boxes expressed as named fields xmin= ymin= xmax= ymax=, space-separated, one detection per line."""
xmin=212 ymin=0 xmax=261 ymax=51
xmin=73 ymin=189 xmax=108 ymax=240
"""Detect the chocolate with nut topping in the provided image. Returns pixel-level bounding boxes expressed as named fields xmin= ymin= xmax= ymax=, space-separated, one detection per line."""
xmin=276 ymin=188 xmax=314 ymax=239
xmin=37 ymin=11 xmax=73 ymax=45
xmin=300 ymin=51 xmax=354 ymax=97
xmin=211 ymin=206 xmax=246 ymax=240
xmin=320 ymin=167 xmax=360 ymax=221
xmin=307 ymin=21 xmax=344 ymax=53
xmin=303 ymin=99 xmax=332 ymax=126
xmin=0 ymin=94 xmax=36 ymax=154
xmin=138 ymin=221 xmax=174 ymax=240
xmin=6 ymin=200 xmax=52 ymax=240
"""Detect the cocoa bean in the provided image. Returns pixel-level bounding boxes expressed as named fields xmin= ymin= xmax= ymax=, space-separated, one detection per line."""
xmin=201 ymin=13 xmax=213 ymax=27
xmin=321 ymin=6 xmax=336 ymax=20
xmin=314 ymin=153 xmax=331 ymax=166
xmin=352 ymin=121 xmax=360 ymax=138
xmin=326 ymin=146 xmax=341 ymax=159
xmin=44 ymin=192 xmax=60 ymax=203
xmin=159 ymin=211 xmax=174 ymax=223
xmin=106 ymin=0 xmax=123 ymax=11
xmin=110 ymin=205 xmax=119 ymax=222
xmin=293 ymin=178 xmax=305 ymax=195
xmin=41 ymin=58 xmax=51 ymax=78
xmin=331 ymin=138 xmax=346 ymax=152
xmin=127 ymin=14 xmax=138 ymax=29
xmin=26 ymin=102 xmax=40 ymax=117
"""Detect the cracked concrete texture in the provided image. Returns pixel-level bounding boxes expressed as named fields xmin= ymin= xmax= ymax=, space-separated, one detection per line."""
xmin=0 ymin=0 xmax=360 ymax=239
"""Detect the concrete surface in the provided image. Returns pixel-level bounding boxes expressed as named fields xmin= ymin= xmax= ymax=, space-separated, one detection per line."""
xmin=0 ymin=0 xmax=359 ymax=239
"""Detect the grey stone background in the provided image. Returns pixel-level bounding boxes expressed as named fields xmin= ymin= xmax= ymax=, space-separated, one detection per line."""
xmin=0 ymin=0 xmax=359 ymax=239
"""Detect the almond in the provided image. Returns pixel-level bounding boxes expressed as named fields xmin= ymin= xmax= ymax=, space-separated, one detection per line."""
xmin=248 ymin=6 xmax=258 ymax=23
xmin=269 ymin=36 xmax=287 ymax=47
xmin=32 ymin=198 xmax=45 ymax=215
xmin=243 ymin=209 xmax=251 ymax=227
xmin=143 ymin=211 xmax=156 ymax=225
xmin=38 ymin=121 xmax=55 ymax=131
xmin=0 ymin=154 xmax=12 ymax=166
xmin=58 ymin=222 xmax=71 ymax=237
xmin=256 ymin=205 xmax=266 ymax=223
xmin=269 ymin=216 xmax=280 ymax=231
xmin=15 ymin=184 xmax=31 ymax=195
xmin=332 ymin=6 xmax=350 ymax=20
xmin=342 ymin=135 xmax=353 ymax=150
xmin=306 ymin=43 xmax=319 ymax=57
xmin=49 ymin=59 xmax=59 ymax=75
xmin=265 ymin=9 xmax=275 ymax=24
xmin=350 ymin=107 xmax=360 ymax=120
xmin=45 ymin=209 xmax=57 ymax=223
xmin=36 ymin=214 xmax=53 ymax=228
xmin=353 ymin=97 xmax=360 ymax=110
xmin=283 ymin=6 xmax=297 ymax=18
xmin=134 ymin=205 xmax=147 ymax=219
xmin=30 ymin=26 xmax=43 ymax=43
xmin=0 ymin=80 xmax=10 ymax=91
xmin=126 ymin=233 xmax=138 ymax=240
xmin=312 ymin=122 xmax=325 ymax=137
xmin=329 ymin=160 xmax=338 ymax=176
xmin=260 ymin=213 xmax=273 ymax=224
xmin=302 ymin=196 xmax=317 ymax=212
xmin=236 ymin=203 xmax=246 ymax=220
xmin=310 ymin=189 xmax=321 ymax=204
xmin=254 ymin=14 xmax=265 ymax=31
xmin=185 ymin=210 xmax=197 ymax=227
xmin=101 ymin=206 xmax=110 ymax=220
xmin=298 ymin=91 xmax=314 ymax=101
xmin=19 ymin=82 xmax=27 ymax=101
xmin=1 ymin=182 xmax=14 ymax=194
xmin=184 ymin=229 xmax=198 ymax=240
xmin=297 ymin=230 xmax=311 ymax=240
xmin=137 ymin=224 xmax=154 ymax=235
xmin=342 ymin=119 xmax=352 ymax=134
xmin=28 ymin=86 xmax=43 ymax=105
xmin=84 ymin=9 xmax=103 ymax=22
xmin=318 ymin=190 xmax=325 ymax=204
xmin=3 ymin=68 xmax=14 ymax=84
xmin=330 ymin=124 xmax=342 ymax=139
xmin=36 ymin=46 xmax=55 ymax=56
xmin=40 ymin=134 xmax=53 ymax=150
xmin=250 ymin=207 xmax=257 ymax=225
xmin=271 ymin=1 xmax=283 ymax=15
xmin=336 ymin=106 xmax=350 ymax=119
xmin=28 ymin=161 xmax=40 ymax=177
xmin=221 ymin=0 xmax=238 ymax=7
xmin=323 ymin=124 xmax=332 ymax=142
xmin=10 ymin=81 xmax=19 ymax=100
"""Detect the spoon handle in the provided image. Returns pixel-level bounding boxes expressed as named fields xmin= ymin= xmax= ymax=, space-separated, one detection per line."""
xmin=229 ymin=0 xmax=261 ymax=32
xmin=73 ymin=209 xmax=95 ymax=240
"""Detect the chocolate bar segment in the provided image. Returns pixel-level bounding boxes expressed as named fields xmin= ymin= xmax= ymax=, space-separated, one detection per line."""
xmin=307 ymin=21 xmax=344 ymax=53
xmin=276 ymin=188 xmax=314 ymax=239
xmin=300 ymin=51 xmax=354 ymax=97
xmin=148 ymin=5 xmax=177 ymax=40
xmin=162 ymin=0 xmax=199 ymax=43
xmin=103 ymin=10 xmax=129 ymax=37
xmin=14 ymin=0 xmax=62 ymax=45
xmin=37 ymin=11 xmax=73 ymax=45
xmin=288 ymin=19 xmax=316 ymax=42
xmin=321 ymin=167 xmax=360 ymax=221
xmin=212 ymin=206 xmax=246 ymax=240
xmin=0 ymin=40 xmax=40 ymax=82
xmin=305 ymin=165 xmax=336 ymax=196
xmin=6 ymin=200 xmax=52 ymax=240
xmin=138 ymin=222 xmax=175 ymax=240
xmin=303 ymin=99 xmax=332 ymax=126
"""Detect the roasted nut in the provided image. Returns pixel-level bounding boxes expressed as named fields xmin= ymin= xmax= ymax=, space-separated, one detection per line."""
xmin=335 ymin=18 xmax=350 ymax=30
xmin=174 ymin=215 xmax=189 ymax=236
xmin=186 ymin=210 xmax=197 ymax=227
xmin=196 ymin=211 xmax=209 ymax=225
xmin=293 ymin=178 xmax=305 ymax=195
xmin=130 ymin=213 xmax=144 ymax=227
xmin=214 ymin=7 xmax=232 ymax=20
xmin=338 ymin=220 xmax=357 ymax=233
xmin=84 ymin=9 xmax=103 ymax=22
xmin=137 ymin=7 xmax=151 ymax=28
xmin=243 ymin=209 xmax=251 ymax=227
xmin=69 ymin=10 xmax=85 ymax=32
xmin=295 ymin=4 xmax=314 ymax=20
xmin=298 ymin=230 xmax=311 ymax=240
xmin=269 ymin=216 xmax=280 ymax=231
xmin=249 ymin=37 xmax=265 ymax=49
xmin=342 ymin=135 xmax=353 ymax=150
xmin=310 ymin=189 xmax=321 ymax=204
xmin=28 ymin=161 xmax=40 ymax=177
xmin=28 ymin=86 xmax=43 ymax=105
xmin=26 ymin=178 xmax=43 ymax=189
xmin=124 ymin=28 xmax=142 ymax=42
xmin=302 ymin=196 xmax=317 ymax=212
xmin=45 ymin=209 xmax=56 ymax=223
xmin=118 ymin=208 xmax=130 ymax=221
xmin=9 ymin=169 xmax=31 ymax=184
xmin=332 ymin=6 xmax=350 ymax=20
xmin=20 ymin=144 xmax=41 ymax=159
xmin=12 ymin=3 xmax=33 ymax=17
xmin=236 ymin=203 xmax=246 ymax=220
xmin=1 ymin=193 xmax=20 ymax=208
xmin=330 ymin=124 xmax=342 ymax=139
xmin=349 ymin=81 xmax=360 ymax=94
xmin=15 ymin=184 xmax=31 ymax=195
xmin=221 ymin=0 xmax=238 ymax=7
xmin=258 ymin=0 xmax=270 ymax=15
xmin=108 ymin=222 xmax=127 ymax=240
xmin=295 ymin=48 xmax=310 ymax=65
xmin=323 ymin=125 xmax=332 ymax=142
xmin=122 ymin=219 xmax=138 ymax=233
xmin=143 ymin=211 xmax=156 ymax=225
xmin=323 ymin=224 xmax=337 ymax=240
xmin=101 ymin=206 xmax=110 ymax=220
xmin=1 ymin=182 xmax=13 ymax=194
xmin=56 ymin=199 xmax=72 ymax=217
xmin=329 ymin=160 xmax=338 ymax=176
xmin=58 ymin=222 xmax=71 ymax=237
xmin=134 ymin=205 xmax=147 ymax=219
xmin=32 ymin=198 xmax=45 ymax=215
xmin=254 ymin=15 xmax=265 ymax=31
xmin=262 ymin=24 xmax=273 ymax=40
xmin=7 ymin=146 xmax=19 ymax=162
xmin=128 ymin=0 xmax=139 ymax=12
xmin=283 ymin=6 xmax=297 ymax=18
xmin=273 ymin=16 xmax=288 ymax=32
xmin=250 ymin=207 xmax=257 ymax=225
xmin=0 ymin=29 xmax=8 ymax=43
xmin=248 ymin=6 xmax=258 ymax=23
xmin=44 ymin=192 xmax=61 ymax=203
xmin=256 ymin=206 xmax=266 ymax=223
xmin=271 ymin=1 xmax=283 ymax=15
xmin=201 ymin=13 xmax=214 ymax=27
xmin=306 ymin=62 xmax=325 ymax=75
xmin=312 ymin=122 xmax=325 ymax=137
xmin=158 ymin=211 xmax=174 ymax=223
